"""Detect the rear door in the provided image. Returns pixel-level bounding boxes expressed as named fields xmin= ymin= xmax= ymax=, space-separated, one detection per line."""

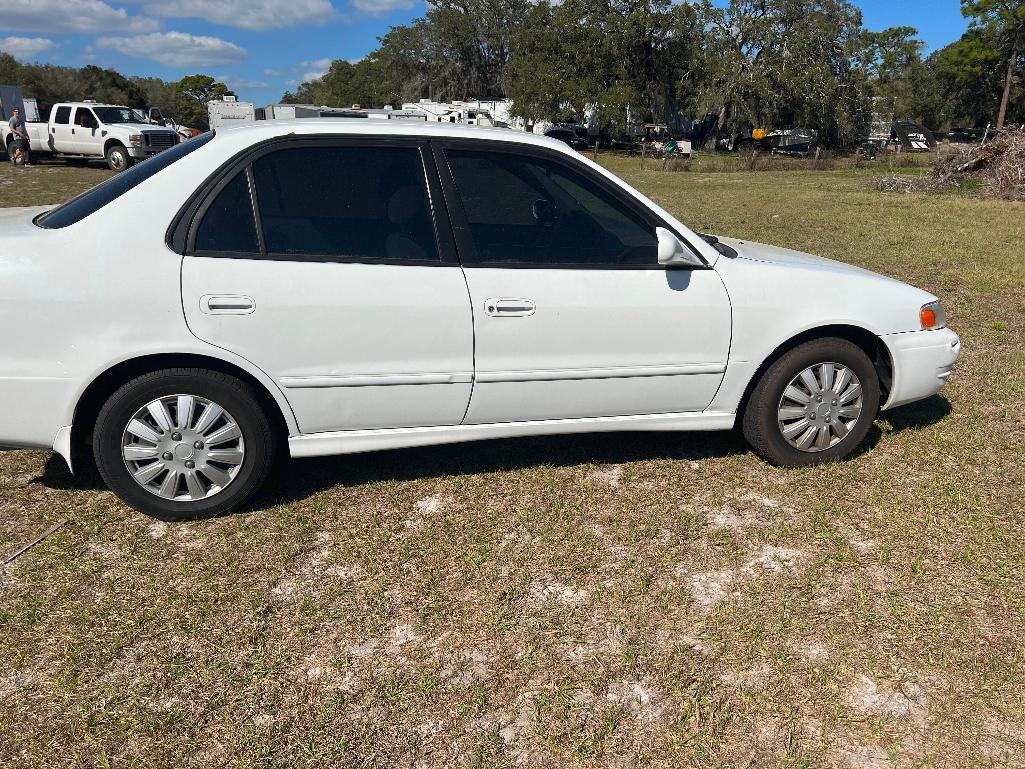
xmin=49 ymin=105 xmax=74 ymax=152
xmin=436 ymin=141 xmax=732 ymax=424
xmin=180 ymin=137 xmax=474 ymax=434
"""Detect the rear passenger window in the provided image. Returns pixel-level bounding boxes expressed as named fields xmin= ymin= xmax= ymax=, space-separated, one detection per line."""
xmin=194 ymin=171 xmax=259 ymax=254
xmin=251 ymin=145 xmax=439 ymax=261
xmin=54 ymin=106 xmax=71 ymax=124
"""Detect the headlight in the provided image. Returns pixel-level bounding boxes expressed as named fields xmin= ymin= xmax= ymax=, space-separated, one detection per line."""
xmin=920 ymin=300 xmax=946 ymax=330
xmin=128 ymin=134 xmax=144 ymax=146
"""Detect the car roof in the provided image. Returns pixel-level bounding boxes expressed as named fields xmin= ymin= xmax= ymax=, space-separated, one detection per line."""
xmin=211 ymin=118 xmax=577 ymax=156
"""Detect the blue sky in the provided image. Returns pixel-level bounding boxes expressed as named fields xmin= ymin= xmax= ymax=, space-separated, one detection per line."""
xmin=0 ymin=0 xmax=970 ymax=108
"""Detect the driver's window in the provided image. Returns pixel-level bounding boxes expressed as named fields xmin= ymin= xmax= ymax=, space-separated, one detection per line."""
xmin=75 ymin=108 xmax=98 ymax=129
xmin=445 ymin=148 xmax=657 ymax=266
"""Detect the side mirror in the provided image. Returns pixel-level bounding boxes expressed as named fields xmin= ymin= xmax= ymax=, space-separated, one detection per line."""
xmin=656 ymin=227 xmax=704 ymax=267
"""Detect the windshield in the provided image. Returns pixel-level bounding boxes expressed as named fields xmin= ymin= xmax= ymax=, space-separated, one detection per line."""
xmin=93 ymin=106 xmax=143 ymax=124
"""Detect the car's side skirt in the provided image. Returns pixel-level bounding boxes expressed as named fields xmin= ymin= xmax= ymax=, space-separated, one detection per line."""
xmin=288 ymin=411 xmax=737 ymax=458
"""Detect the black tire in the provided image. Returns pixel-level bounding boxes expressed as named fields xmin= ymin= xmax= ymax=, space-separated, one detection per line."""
xmin=742 ymin=338 xmax=880 ymax=467
xmin=105 ymin=143 xmax=133 ymax=172
xmin=93 ymin=368 xmax=277 ymax=521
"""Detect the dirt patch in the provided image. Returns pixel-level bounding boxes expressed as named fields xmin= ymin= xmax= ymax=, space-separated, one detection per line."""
xmin=689 ymin=570 xmax=736 ymax=610
xmin=587 ymin=465 xmax=624 ymax=486
xmin=843 ymin=674 xmax=928 ymax=723
xmin=706 ymin=504 xmax=760 ymax=532
xmin=529 ymin=580 xmax=589 ymax=606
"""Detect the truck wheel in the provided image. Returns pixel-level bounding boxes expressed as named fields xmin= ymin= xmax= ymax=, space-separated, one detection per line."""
xmin=93 ymin=368 xmax=278 ymax=520
xmin=105 ymin=144 xmax=133 ymax=172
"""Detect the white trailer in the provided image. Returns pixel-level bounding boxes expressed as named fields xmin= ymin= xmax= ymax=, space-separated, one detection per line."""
xmin=207 ymin=96 xmax=256 ymax=130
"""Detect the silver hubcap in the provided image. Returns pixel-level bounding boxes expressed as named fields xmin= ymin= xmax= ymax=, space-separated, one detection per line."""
xmin=110 ymin=151 xmax=125 ymax=169
xmin=777 ymin=362 xmax=863 ymax=452
xmin=121 ymin=394 xmax=245 ymax=501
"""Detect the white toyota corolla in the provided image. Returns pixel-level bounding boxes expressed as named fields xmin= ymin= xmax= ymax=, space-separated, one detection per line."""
xmin=0 ymin=122 xmax=960 ymax=520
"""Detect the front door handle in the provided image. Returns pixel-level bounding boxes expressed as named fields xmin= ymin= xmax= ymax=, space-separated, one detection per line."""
xmin=200 ymin=294 xmax=255 ymax=315
xmin=485 ymin=298 xmax=535 ymax=317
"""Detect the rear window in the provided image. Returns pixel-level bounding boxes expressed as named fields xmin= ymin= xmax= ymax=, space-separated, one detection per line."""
xmin=35 ymin=132 xmax=215 ymax=229
xmin=53 ymin=106 xmax=71 ymax=125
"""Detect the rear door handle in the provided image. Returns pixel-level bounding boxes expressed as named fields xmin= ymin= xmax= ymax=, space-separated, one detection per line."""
xmin=485 ymin=298 xmax=535 ymax=317
xmin=200 ymin=294 xmax=255 ymax=315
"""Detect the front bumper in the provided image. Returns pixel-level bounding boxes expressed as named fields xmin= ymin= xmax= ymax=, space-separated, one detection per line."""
xmin=881 ymin=326 xmax=961 ymax=410
xmin=127 ymin=144 xmax=173 ymax=159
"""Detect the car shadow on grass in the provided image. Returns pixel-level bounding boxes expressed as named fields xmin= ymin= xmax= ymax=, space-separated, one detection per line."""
xmin=33 ymin=394 xmax=952 ymax=511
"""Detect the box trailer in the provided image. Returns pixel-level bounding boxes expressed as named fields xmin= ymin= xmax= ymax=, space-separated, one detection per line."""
xmin=207 ymin=96 xmax=256 ymax=130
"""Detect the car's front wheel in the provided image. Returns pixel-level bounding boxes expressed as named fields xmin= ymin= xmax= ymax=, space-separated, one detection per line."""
xmin=93 ymin=369 xmax=277 ymax=520
xmin=742 ymin=338 xmax=880 ymax=466
xmin=105 ymin=144 xmax=133 ymax=172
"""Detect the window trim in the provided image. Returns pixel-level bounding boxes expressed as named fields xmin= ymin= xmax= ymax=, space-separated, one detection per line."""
xmin=432 ymin=138 xmax=708 ymax=270
xmin=174 ymin=135 xmax=459 ymax=267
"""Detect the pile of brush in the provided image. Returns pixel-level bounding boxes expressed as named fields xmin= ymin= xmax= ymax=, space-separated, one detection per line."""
xmin=876 ymin=128 xmax=1025 ymax=200
xmin=929 ymin=127 xmax=1025 ymax=200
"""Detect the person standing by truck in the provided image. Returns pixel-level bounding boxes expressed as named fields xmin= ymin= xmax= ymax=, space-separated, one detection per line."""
xmin=8 ymin=107 xmax=30 ymax=165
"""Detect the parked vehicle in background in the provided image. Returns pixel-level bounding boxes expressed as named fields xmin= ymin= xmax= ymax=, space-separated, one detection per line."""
xmin=1 ymin=100 xmax=180 ymax=171
xmin=207 ymin=96 xmax=257 ymax=130
xmin=0 ymin=121 xmax=961 ymax=520
xmin=544 ymin=127 xmax=589 ymax=150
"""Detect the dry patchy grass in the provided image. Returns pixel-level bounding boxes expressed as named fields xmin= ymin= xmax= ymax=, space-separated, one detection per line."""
xmin=1 ymin=155 xmax=1024 ymax=768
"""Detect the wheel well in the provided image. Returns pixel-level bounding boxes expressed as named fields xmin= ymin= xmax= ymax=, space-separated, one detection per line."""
xmin=70 ymin=354 xmax=290 ymax=474
xmin=104 ymin=139 xmax=126 ymax=155
xmin=736 ymin=325 xmax=893 ymax=423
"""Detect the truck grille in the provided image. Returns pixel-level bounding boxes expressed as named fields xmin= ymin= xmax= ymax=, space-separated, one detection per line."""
xmin=145 ymin=132 xmax=177 ymax=150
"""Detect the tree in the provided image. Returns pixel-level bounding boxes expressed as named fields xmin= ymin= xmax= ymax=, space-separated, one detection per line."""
xmin=962 ymin=0 xmax=1025 ymax=128
xmin=694 ymin=0 xmax=868 ymax=148
xmin=175 ymin=75 xmax=234 ymax=130
xmin=508 ymin=0 xmax=700 ymax=133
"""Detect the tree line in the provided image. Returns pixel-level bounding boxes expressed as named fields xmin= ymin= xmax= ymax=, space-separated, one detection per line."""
xmin=2 ymin=0 xmax=1020 ymax=145
xmin=285 ymin=0 xmax=1024 ymax=147
xmin=0 ymin=53 xmax=234 ymax=130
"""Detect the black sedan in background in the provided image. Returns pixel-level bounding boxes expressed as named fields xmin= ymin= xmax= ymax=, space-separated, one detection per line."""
xmin=544 ymin=127 xmax=589 ymax=151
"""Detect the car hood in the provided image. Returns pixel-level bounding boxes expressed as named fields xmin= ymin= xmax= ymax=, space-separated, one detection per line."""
xmin=106 ymin=123 xmax=171 ymax=132
xmin=712 ymin=236 xmax=938 ymax=335
xmin=716 ymin=236 xmax=887 ymax=280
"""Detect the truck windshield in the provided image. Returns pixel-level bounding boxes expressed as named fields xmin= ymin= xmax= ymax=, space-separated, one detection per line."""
xmin=93 ymin=107 xmax=142 ymax=124
xmin=35 ymin=132 xmax=215 ymax=229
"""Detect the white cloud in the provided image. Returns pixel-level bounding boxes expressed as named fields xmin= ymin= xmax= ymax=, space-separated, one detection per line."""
xmin=0 ymin=36 xmax=56 ymax=59
xmin=0 ymin=0 xmax=158 ymax=34
xmin=300 ymin=59 xmax=334 ymax=82
xmin=96 ymin=31 xmax=246 ymax=68
xmin=216 ymin=74 xmax=271 ymax=90
xmin=123 ymin=0 xmax=337 ymax=30
xmin=349 ymin=0 xmax=417 ymax=14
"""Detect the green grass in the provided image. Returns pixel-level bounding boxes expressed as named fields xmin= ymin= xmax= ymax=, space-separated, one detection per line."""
xmin=1 ymin=154 xmax=1024 ymax=768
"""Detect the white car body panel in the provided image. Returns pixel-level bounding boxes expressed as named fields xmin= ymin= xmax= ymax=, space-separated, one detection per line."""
xmin=0 ymin=120 xmax=960 ymax=469
xmin=461 ymin=267 xmax=731 ymax=423
xmin=182 ymin=258 xmax=474 ymax=433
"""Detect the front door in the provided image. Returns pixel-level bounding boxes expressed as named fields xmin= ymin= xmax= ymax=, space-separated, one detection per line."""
xmin=71 ymin=107 xmax=99 ymax=154
xmin=437 ymin=143 xmax=732 ymax=424
xmin=181 ymin=138 xmax=473 ymax=434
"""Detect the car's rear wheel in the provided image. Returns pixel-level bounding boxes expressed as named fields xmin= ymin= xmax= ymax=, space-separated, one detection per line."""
xmin=94 ymin=369 xmax=277 ymax=520
xmin=742 ymin=338 xmax=880 ymax=466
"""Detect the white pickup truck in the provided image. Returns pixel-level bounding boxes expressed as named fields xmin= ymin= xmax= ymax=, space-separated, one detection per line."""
xmin=3 ymin=101 xmax=180 ymax=172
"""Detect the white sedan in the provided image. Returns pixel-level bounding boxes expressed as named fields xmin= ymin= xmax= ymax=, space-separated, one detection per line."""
xmin=0 ymin=122 xmax=960 ymax=520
